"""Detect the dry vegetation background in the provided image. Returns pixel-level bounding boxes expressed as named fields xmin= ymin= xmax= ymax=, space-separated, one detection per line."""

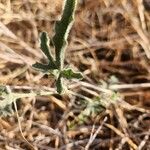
xmin=0 ymin=0 xmax=150 ymax=149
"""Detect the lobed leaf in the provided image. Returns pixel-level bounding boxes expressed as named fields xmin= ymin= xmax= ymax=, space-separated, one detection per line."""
xmin=32 ymin=62 xmax=50 ymax=72
xmin=61 ymin=68 xmax=83 ymax=79
xmin=40 ymin=32 xmax=55 ymax=66
xmin=52 ymin=0 xmax=77 ymax=69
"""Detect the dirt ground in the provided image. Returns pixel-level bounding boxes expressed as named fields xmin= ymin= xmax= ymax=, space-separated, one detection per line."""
xmin=0 ymin=0 xmax=150 ymax=149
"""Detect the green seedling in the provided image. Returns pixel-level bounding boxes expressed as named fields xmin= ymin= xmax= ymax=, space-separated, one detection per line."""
xmin=33 ymin=0 xmax=83 ymax=94
xmin=0 ymin=0 xmax=82 ymax=117
xmin=0 ymin=85 xmax=53 ymax=116
xmin=68 ymin=91 xmax=121 ymax=129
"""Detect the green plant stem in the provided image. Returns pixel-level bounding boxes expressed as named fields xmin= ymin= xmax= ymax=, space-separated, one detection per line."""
xmin=0 ymin=91 xmax=53 ymax=110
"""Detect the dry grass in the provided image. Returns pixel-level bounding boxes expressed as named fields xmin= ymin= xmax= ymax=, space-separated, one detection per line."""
xmin=0 ymin=0 xmax=150 ymax=149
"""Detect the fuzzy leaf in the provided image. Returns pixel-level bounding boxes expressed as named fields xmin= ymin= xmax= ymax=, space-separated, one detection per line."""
xmin=32 ymin=62 xmax=50 ymax=72
xmin=0 ymin=104 xmax=14 ymax=117
xmin=40 ymin=32 xmax=55 ymax=66
xmin=61 ymin=68 xmax=83 ymax=79
xmin=52 ymin=0 xmax=77 ymax=69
